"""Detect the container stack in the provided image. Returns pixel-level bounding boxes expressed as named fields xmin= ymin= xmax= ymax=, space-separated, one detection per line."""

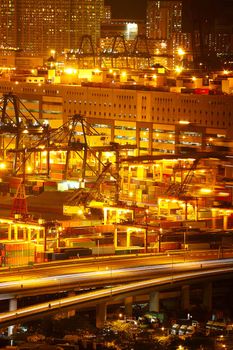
xmin=50 ymin=163 xmax=65 ymax=180
xmin=0 ymin=241 xmax=35 ymax=266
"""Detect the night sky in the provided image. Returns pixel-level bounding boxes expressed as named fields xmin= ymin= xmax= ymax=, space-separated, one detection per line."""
xmin=105 ymin=0 xmax=146 ymax=20
xmin=105 ymin=0 xmax=233 ymax=23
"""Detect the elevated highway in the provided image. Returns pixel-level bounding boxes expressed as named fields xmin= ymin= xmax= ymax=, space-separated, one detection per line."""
xmin=0 ymin=251 xmax=233 ymax=299
xmin=0 ymin=260 xmax=233 ymax=328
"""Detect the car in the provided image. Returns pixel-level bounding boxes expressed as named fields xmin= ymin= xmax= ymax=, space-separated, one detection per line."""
xmin=171 ymin=324 xmax=180 ymax=335
xmin=186 ymin=325 xmax=196 ymax=336
xmin=178 ymin=325 xmax=188 ymax=336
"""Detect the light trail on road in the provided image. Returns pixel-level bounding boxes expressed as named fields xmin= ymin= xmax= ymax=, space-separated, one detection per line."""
xmin=0 ymin=258 xmax=233 ymax=298
xmin=0 ymin=264 xmax=233 ymax=328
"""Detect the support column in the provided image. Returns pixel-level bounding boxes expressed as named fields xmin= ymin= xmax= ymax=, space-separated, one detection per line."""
xmin=28 ymin=228 xmax=31 ymax=242
xmin=8 ymin=298 xmax=17 ymax=336
xmin=104 ymin=209 xmax=107 ymax=225
xmin=96 ymin=302 xmax=107 ymax=328
xmin=14 ymin=226 xmax=18 ymax=240
xmin=8 ymin=224 xmax=12 ymax=240
xmin=67 ymin=292 xmax=76 ymax=318
xmin=36 ymin=229 xmax=40 ymax=244
xmin=126 ymin=230 xmax=131 ymax=248
xmin=149 ymin=291 xmax=159 ymax=312
xmin=212 ymin=209 xmax=217 ymax=229
xmin=203 ymin=282 xmax=212 ymax=312
xmin=114 ymin=227 xmax=118 ymax=248
xmin=124 ymin=296 xmax=133 ymax=318
xmin=181 ymin=285 xmax=190 ymax=311
xmin=223 ymin=214 xmax=228 ymax=230
xmin=23 ymin=227 xmax=27 ymax=241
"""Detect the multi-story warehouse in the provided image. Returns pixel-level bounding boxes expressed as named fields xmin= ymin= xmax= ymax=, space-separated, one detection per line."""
xmin=0 ymin=80 xmax=232 ymax=155
xmin=0 ymin=0 xmax=105 ymax=57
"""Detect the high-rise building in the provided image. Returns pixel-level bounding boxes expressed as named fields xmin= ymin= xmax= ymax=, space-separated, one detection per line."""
xmin=183 ymin=0 xmax=233 ymax=68
xmin=0 ymin=0 xmax=17 ymax=48
xmin=0 ymin=0 xmax=104 ymax=58
xmin=103 ymin=5 xmax=112 ymax=23
xmin=146 ymin=1 xmax=192 ymax=69
xmin=146 ymin=0 xmax=182 ymax=40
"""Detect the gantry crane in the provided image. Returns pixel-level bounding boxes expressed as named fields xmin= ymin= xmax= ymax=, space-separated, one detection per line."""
xmin=165 ymin=151 xmax=232 ymax=199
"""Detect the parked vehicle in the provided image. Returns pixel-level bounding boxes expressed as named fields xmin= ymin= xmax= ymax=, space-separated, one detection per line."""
xmin=178 ymin=325 xmax=187 ymax=335
xmin=171 ymin=324 xmax=180 ymax=335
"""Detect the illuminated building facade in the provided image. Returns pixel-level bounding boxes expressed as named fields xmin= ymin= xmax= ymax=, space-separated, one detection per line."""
xmin=0 ymin=0 xmax=104 ymax=57
xmin=0 ymin=80 xmax=232 ymax=155
xmin=0 ymin=0 xmax=17 ymax=48
xmin=146 ymin=0 xmax=182 ymax=40
xmin=146 ymin=0 xmax=192 ymax=68
xmin=103 ymin=5 xmax=111 ymax=23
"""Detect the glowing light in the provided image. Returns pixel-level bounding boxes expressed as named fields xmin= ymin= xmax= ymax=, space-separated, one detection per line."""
xmin=177 ymin=48 xmax=185 ymax=56
xmin=0 ymin=162 xmax=6 ymax=170
xmin=64 ymin=67 xmax=77 ymax=75
xmin=77 ymin=209 xmax=83 ymax=216
xmin=50 ymin=49 xmax=56 ymax=57
xmin=200 ymin=188 xmax=213 ymax=195
xmin=27 ymin=165 xmax=33 ymax=173
xmin=175 ymin=66 xmax=183 ymax=74
xmin=179 ymin=120 xmax=190 ymax=125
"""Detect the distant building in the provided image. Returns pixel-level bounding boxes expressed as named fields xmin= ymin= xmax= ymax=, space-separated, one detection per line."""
xmin=146 ymin=0 xmax=182 ymax=40
xmin=0 ymin=0 xmax=17 ymax=49
xmin=103 ymin=5 xmax=112 ymax=23
xmin=0 ymin=0 xmax=105 ymax=58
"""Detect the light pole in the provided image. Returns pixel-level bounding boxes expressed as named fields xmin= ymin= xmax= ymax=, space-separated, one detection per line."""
xmin=158 ymin=227 xmax=163 ymax=253
xmin=145 ymin=209 xmax=149 ymax=253
xmin=167 ymin=253 xmax=174 ymax=282
xmin=97 ymin=233 xmax=102 ymax=258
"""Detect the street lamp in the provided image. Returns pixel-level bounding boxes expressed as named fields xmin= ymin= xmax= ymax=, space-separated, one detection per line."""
xmin=97 ymin=233 xmax=102 ymax=258
xmin=145 ymin=209 xmax=149 ymax=253
xmin=167 ymin=253 xmax=174 ymax=282
xmin=158 ymin=227 xmax=163 ymax=253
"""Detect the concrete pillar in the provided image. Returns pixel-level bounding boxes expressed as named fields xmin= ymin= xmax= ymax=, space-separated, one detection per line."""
xmin=212 ymin=210 xmax=217 ymax=229
xmin=114 ymin=228 xmax=118 ymax=248
xmin=124 ymin=296 xmax=133 ymax=318
xmin=8 ymin=298 xmax=17 ymax=336
xmin=23 ymin=227 xmax=27 ymax=241
xmin=28 ymin=228 xmax=31 ymax=241
xmin=96 ymin=302 xmax=107 ymax=328
xmin=14 ymin=226 xmax=18 ymax=240
xmin=203 ymin=282 xmax=212 ymax=312
xmin=104 ymin=209 xmax=107 ymax=225
xmin=67 ymin=292 xmax=76 ymax=318
xmin=149 ymin=291 xmax=159 ymax=312
xmin=223 ymin=214 xmax=228 ymax=230
xmin=126 ymin=230 xmax=131 ymax=248
xmin=8 ymin=224 xmax=12 ymax=240
xmin=194 ymin=199 xmax=198 ymax=221
xmin=181 ymin=285 xmax=190 ymax=311
xmin=36 ymin=229 xmax=40 ymax=244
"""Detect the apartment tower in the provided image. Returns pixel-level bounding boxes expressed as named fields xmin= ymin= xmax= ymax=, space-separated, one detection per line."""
xmin=0 ymin=0 xmax=104 ymax=57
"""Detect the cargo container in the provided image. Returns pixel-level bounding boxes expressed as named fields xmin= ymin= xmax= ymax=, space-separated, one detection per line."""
xmin=55 ymin=247 xmax=92 ymax=258
xmin=0 ymin=241 xmax=35 ymax=266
